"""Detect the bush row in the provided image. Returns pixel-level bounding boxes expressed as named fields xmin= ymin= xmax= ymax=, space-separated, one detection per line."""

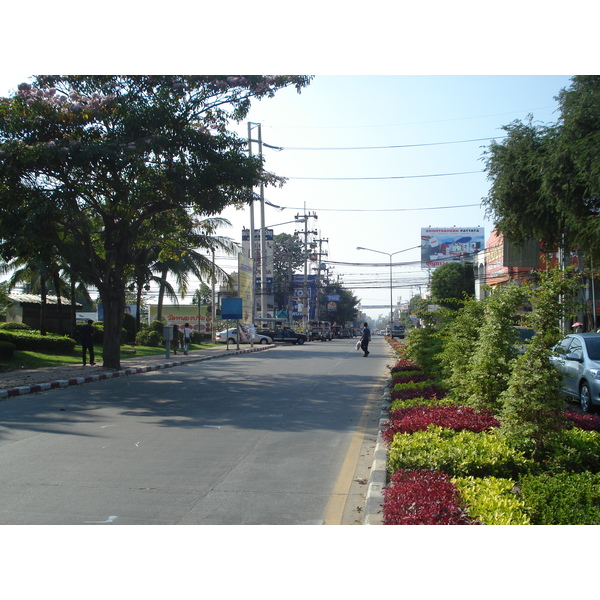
xmin=0 ymin=330 xmax=76 ymax=353
xmin=381 ymin=342 xmax=600 ymax=525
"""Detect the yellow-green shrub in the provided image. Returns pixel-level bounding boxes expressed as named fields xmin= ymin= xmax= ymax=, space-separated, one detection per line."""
xmin=453 ymin=476 xmax=530 ymax=525
xmin=388 ymin=426 xmax=531 ymax=479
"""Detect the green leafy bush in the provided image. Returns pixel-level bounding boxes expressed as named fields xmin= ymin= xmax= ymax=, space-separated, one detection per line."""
xmin=547 ymin=428 xmax=600 ymax=473
xmin=135 ymin=328 xmax=162 ymax=347
xmin=0 ymin=322 xmax=32 ymax=331
xmin=519 ymin=471 xmax=600 ymax=524
xmin=453 ymin=476 xmax=530 ymax=525
xmin=122 ymin=312 xmax=137 ymax=344
xmin=0 ymin=340 xmax=16 ymax=359
xmin=388 ymin=426 xmax=531 ymax=479
xmin=0 ymin=331 xmax=76 ymax=353
xmin=389 ymin=396 xmax=461 ymax=411
xmin=83 ymin=322 xmax=126 ymax=345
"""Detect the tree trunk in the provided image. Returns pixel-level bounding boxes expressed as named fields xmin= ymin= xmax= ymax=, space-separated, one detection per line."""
xmin=70 ymin=277 xmax=77 ymax=338
xmin=40 ymin=278 xmax=47 ymax=336
xmin=100 ymin=285 xmax=125 ymax=370
xmin=156 ymin=266 xmax=168 ymax=322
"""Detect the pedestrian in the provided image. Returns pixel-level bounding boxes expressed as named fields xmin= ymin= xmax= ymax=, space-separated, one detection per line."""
xmin=183 ymin=322 xmax=193 ymax=355
xmin=172 ymin=324 xmax=181 ymax=354
xmin=360 ymin=322 xmax=371 ymax=357
xmin=79 ymin=319 xmax=96 ymax=366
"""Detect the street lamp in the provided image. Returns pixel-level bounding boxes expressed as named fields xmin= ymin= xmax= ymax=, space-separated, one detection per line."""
xmin=356 ymin=245 xmax=417 ymax=330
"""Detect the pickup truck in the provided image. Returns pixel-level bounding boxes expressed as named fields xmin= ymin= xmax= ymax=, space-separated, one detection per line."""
xmin=256 ymin=327 xmax=307 ymax=345
xmin=390 ymin=324 xmax=406 ymax=339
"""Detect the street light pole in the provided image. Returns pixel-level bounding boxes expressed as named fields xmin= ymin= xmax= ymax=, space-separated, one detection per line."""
xmin=357 ymin=245 xmax=416 ymax=329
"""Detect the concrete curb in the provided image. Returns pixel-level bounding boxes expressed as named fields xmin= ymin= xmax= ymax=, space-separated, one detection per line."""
xmin=0 ymin=344 xmax=275 ymax=400
xmin=363 ymin=379 xmax=392 ymax=525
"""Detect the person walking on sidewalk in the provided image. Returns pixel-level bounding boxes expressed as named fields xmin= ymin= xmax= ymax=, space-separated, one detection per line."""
xmin=183 ymin=323 xmax=193 ymax=355
xmin=172 ymin=324 xmax=182 ymax=354
xmin=79 ymin=319 xmax=96 ymax=366
xmin=360 ymin=322 xmax=371 ymax=357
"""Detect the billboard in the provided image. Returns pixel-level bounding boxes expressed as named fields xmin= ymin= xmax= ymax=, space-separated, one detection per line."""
xmin=421 ymin=227 xmax=485 ymax=269
xmin=148 ymin=304 xmax=212 ymax=332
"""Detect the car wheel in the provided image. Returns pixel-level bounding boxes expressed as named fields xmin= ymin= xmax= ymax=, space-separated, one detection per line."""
xmin=580 ymin=382 xmax=593 ymax=413
xmin=227 ymin=338 xmax=236 ymax=345
xmin=259 ymin=338 xmax=268 ymax=345
xmin=297 ymin=338 xmax=305 ymax=345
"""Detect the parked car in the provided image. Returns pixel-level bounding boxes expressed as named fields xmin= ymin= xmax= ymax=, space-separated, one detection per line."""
xmin=549 ymin=333 xmax=600 ymax=412
xmin=215 ymin=328 xmax=273 ymax=345
xmin=339 ymin=329 xmax=351 ymax=338
xmin=256 ymin=327 xmax=307 ymax=345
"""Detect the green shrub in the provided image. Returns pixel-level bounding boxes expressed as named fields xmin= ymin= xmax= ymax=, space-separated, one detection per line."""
xmin=387 ymin=426 xmax=531 ymax=479
xmin=0 ymin=322 xmax=32 ymax=331
xmin=122 ymin=312 xmax=137 ymax=344
xmin=453 ymin=476 xmax=530 ymax=525
xmin=519 ymin=471 xmax=600 ymax=524
xmin=389 ymin=396 xmax=460 ymax=411
xmin=0 ymin=340 xmax=16 ymax=360
xmin=0 ymin=331 xmax=76 ymax=353
xmin=547 ymin=428 xmax=600 ymax=474
xmin=85 ymin=322 xmax=126 ymax=345
xmin=135 ymin=328 xmax=162 ymax=347
xmin=149 ymin=319 xmax=166 ymax=333
xmin=404 ymin=327 xmax=444 ymax=375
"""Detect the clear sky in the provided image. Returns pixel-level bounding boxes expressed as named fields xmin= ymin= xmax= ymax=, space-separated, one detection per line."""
xmin=0 ymin=73 xmax=575 ymax=319
xmin=0 ymin=2 xmax=588 ymax=319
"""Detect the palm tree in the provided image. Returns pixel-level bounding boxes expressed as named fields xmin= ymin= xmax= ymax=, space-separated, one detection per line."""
xmin=150 ymin=217 xmax=239 ymax=321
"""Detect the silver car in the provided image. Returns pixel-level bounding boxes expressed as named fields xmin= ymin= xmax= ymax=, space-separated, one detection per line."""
xmin=550 ymin=333 xmax=600 ymax=413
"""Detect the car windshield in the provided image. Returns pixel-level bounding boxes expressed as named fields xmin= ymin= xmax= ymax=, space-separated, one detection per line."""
xmin=584 ymin=337 xmax=600 ymax=360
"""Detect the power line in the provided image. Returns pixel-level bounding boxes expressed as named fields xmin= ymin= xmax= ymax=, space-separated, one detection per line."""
xmin=286 ymin=170 xmax=482 ymax=181
xmin=264 ymin=200 xmax=481 ymax=213
xmin=263 ymin=136 xmax=506 ymax=152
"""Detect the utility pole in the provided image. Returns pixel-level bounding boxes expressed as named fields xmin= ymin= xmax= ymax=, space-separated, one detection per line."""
xmin=294 ymin=208 xmax=318 ymax=333
xmin=247 ymin=122 xmax=270 ymax=321
xmin=247 ymin=123 xmax=256 ymax=325
xmin=313 ymin=237 xmax=328 ymax=322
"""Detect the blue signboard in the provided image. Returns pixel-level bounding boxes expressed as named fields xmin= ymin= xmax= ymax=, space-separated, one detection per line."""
xmin=221 ymin=298 xmax=243 ymax=320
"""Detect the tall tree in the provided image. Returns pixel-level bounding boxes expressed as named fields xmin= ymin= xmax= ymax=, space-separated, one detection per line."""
xmin=482 ymin=76 xmax=600 ymax=260
xmin=430 ymin=261 xmax=475 ymax=309
xmin=0 ymin=75 xmax=311 ymax=368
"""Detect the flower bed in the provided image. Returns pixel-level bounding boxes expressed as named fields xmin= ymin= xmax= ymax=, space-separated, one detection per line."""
xmin=382 ymin=469 xmax=473 ymax=525
xmin=382 ymin=404 xmax=499 ymax=443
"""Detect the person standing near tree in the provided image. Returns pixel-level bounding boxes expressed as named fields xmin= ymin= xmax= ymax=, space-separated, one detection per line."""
xmin=79 ymin=319 xmax=96 ymax=366
xmin=360 ymin=322 xmax=371 ymax=357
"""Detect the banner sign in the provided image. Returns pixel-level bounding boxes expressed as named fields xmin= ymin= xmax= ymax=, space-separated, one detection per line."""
xmin=148 ymin=304 xmax=212 ymax=332
xmin=421 ymin=227 xmax=484 ymax=269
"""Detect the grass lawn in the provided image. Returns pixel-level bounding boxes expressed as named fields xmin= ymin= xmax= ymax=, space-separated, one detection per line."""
xmin=0 ymin=343 xmax=218 ymax=372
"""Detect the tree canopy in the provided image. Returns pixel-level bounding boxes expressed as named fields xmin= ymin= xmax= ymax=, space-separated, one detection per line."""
xmin=430 ymin=261 xmax=474 ymax=309
xmin=483 ymin=76 xmax=600 ymax=260
xmin=0 ymin=75 xmax=312 ymax=367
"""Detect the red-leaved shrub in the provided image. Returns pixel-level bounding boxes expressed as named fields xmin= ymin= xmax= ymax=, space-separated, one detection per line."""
xmin=390 ymin=361 xmax=421 ymax=374
xmin=392 ymin=373 xmax=434 ymax=385
xmin=390 ymin=384 xmax=446 ymax=402
xmin=382 ymin=469 xmax=474 ymax=525
xmin=382 ymin=405 xmax=500 ymax=443
xmin=564 ymin=410 xmax=600 ymax=431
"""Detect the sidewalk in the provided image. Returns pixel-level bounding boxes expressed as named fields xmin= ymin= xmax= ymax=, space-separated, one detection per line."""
xmin=0 ymin=344 xmax=274 ymax=399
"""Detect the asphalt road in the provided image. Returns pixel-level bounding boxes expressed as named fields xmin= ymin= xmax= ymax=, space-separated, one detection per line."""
xmin=0 ymin=336 xmax=391 ymax=525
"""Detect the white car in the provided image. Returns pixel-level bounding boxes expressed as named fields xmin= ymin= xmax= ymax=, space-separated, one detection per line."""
xmin=215 ymin=328 xmax=273 ymax=345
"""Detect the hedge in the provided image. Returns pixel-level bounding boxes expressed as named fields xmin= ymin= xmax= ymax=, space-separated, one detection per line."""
xmin=0 ymin=331 xmax=76 ymax=353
